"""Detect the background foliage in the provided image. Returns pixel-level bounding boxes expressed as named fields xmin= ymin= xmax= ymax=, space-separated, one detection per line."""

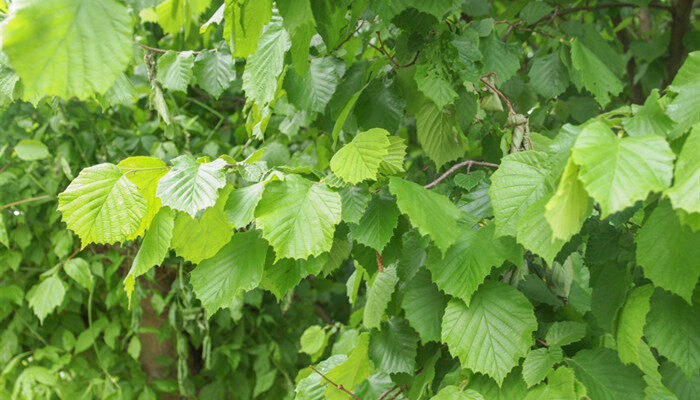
xmin=0 ymin=0 xmax=698 ymax=399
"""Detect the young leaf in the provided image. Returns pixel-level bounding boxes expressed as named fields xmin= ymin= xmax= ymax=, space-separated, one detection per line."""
xmin=242 ymin=20 xmax=291 ymax=105
xmin=193 ymin=51 xmax=235 ymax=98
xmin=14 ymin=140 xmax=49 ymax=161
xmin=224 ymin=0 xmax=273 ymax=58
xmin=324 ymin=333 xmax=372 ymax=400
xmin=155 ymin=155 xmax=227 ymax=217
xmin=330 ymin=128 xmax=391 ymax=184
xmin=363 ymin=266 xmax=398 ymax=330
xmin=616 ymin=284 xmax=654 ymax=365
xmin=28 ymin=276 xmax=66 ymax=323
xmin=544 ymin=159 xmax=591 ymax=241
xmin=157 ymin=51 xmax=195 ymax=93
xmin=224 ymin=182 xmax=265 ymax=228
xmin=63 ymin=258 xmax=94 ymax=291
xmin=666 ymin=123 xmax=700 ymax=215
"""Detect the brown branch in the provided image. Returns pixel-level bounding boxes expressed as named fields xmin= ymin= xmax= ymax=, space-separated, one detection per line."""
xmin=424 ymin=160 xmax=499 ymax=189
xmin=376 ymin=252 xmax=384 ymax=273
xmin=333 ymin=21 xmax=366 ymax=52
xmin=370 ymin=32 xmax=419 ymax=69
xmin=378 ymin=386 xmax=399 ymax=400
xmin=495 ymin=20 xmax=555 ymax=40
xmin=667 ymin=0 xmax=693 ymax=84
xmin=387 ymin=386 xmax=406 ymax=400
xmin=137 ymin=42 xmax=215 ymax=55
xmin=531 ymin=2 xmax=672 ymax=25
xmin=313 ymin=302 xmax=334 ymax=325
xmin=536 ymin=338 xmax=550 ymax=349
xmin=309 ymin=366 xmax=361 ymax=399
xmin=1 ymin=195 xmax=52 ymax=210
xmin=480 ymin=73 xmax=515 ymax=114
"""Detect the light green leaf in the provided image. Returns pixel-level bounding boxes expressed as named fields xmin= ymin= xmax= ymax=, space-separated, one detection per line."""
xmin=296 ymin=355 xmax=348 ymax=400
xmin=568 ymin=348 xmax=645 ymax=400
xmin=255 ymin=174 xmax=341 ymax=260
xmin=617 ymin=284 xmax=654 ymax=365
xmin=427 ymin=224 xmax=511 ymax=305
xmin=666 ymin=52 xmax=700 ymax=133
xmin=277 ymin=0 xmax=315 ymax=75
xmin=544 ymin=321 xmax=587 ymax=347
xmin=432 ymin=386 xmax=485 ymax=400
xmin=524 ymin=366 xmax=578 ymax=400
xmin=285 ymin=57 xmax=339 ymax=112
xmin=324 ymin=333 xmax=372 ymax=400
xmin=124 ymin=208 xmax=175 ymax=300
xmin=369 ymin=318 xmax=418 ymax=374
xmin=193 ymin=51 xmax=235 ymax=98
xmin=441 ymin=282 xmax=537 ymax=384
xmin=416 ymin=102 xmax=467 ymax=168
xmin=545 ymin=159 xmax=591 ymax=241
xmin=348 ymin=193 xmax=400 ymax=251
xmin=224 ymin=182 xmax=265 ymax=228
xmin=389 ymin=177 xmax=461 ymax=253
xmin=571 ymin=121 xmax=675 ymax=217
xmin=363 ymin=266 xmax=398 ymax=329
xmin=570 ymin=39 xmax=623 ymax=108
xmin=300 ymin=326 xmax=326 ymax=355
xmin=156 ymin=154 xmax=227 ymax=217
xmin=330 ymin=129 xmax=391 ymax=184
xmin=63 ymin=258 xmax=94 ymax=291
xmin=157 ymin=51 xmax=194 ymax=93
xmin=522 ymin=347 xmax=563 ymax=387
xmin=156 ymin=0 xmax=212 ymax=35
xmin=666 ymin=123 xmax=700 ymax=215
xmin=622 ymin=90 xmax=675 ymax=137
xmin=528 ymin=52 xmax=569 ymax=99
xmin=58 ymin=164 xmax=147 ymax=246
xmin=646 ymin=290 xmax=700 ymax=377
xmin=517 ymin=197 xmax=567 ymax=265
xmin=402 ymin=268 xmax=448 ymax=343
xmin=3 ymin=0 xmax=132 ymax=100
xmin=635 ymin=201 xmax=700 ymax=303
xmin=489 ymin=150 xmax=553 ymax=237
xmin=0 ymin=214 xmax=8 ymax=248
xmin=339 ymin=185 xmax=371 ymax=225
xmin=170 ymin=186 xmax=233 ymax=264
xmin=224 ymin=0 xmax=272 ymax=58
xmin=14 ymin=140 xmax=49 ymax=161
xmin=190 ymin=231 xmax=268 ymax=316
xmin=28 ymin=276 xmax=66 ymax=323
xmin=242 ymin=19 xmax=291 ymax=105
xmin=378 ymin=136 xmax=407 ymax=175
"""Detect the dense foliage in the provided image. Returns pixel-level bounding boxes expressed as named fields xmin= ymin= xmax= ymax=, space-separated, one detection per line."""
xmin=1 ymin=0 xmax=698 ymax=399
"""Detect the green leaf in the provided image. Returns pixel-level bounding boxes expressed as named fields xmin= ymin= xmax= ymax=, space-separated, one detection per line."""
xmin=415 ymin=102 xmax=466 ymax=168
xmin=666 ymin=52 xmax=700 ymax=133
xmin=441 ymin=282 xmax=537 ymax=384
xmin=124 ymin=207 xmax=175 ymax=300
xmin=330 ymin=129 xmax=391 ymax=184
xmin=354 ymin=79 xmax=405 ymax=133
xmin=260 ymin=253 xmax=327 ymax=299
xmin=3 ymin=0 xmax=132 ymax=100
xmin=224 ymin=182 xmax=265 ymax=228
xmin=156 ymin=154 xmax=227 ymax=217
xmin=544 ymin=159 xmax=591 ymax=241
xmin=63 ymin=258 xmax=94 ymax=291
xmin=622 ymin=90 xmax=675 ymax=137
xmin=646 ymin=290 xmax=700 ymax=377
xmin=427 ymin=224 xmax=512 ymax=305
xmin=242 ymin=19 xmax=291 ymax=105
xmin=14 ymin=140 xmax=49 ymax=161
xmin=339 ymin=185 xmax=371 ymax=224
xmin=480 ymin=32 xmax=520 ymax=83
xmin=277 ymin=0 xmax=315 ymax=75
xmin=635 ymin=201 xmax=700 ymax=303
xmin=224 ymin=0 xmax=272 ymax=58
xmin=193 ymin=51 xmax=235 ymax=98
xmin=524 ymin=366 xmax=578 ymax=400
xmin=300 ymin=326 xmax=326 ymax=355
xmin=0 ymin=214 xmax=9 ymax=248
xmin=568 ymin=348 xmax=645 ymax=400
xmin=170 ymin=186 xmax=233 ymax=264
xmin=666 ymin=123 xmax=700 ymax=215
xmin=363 ymin=265 xmax=398 ymax=329
xmin=389 ymin=177 xmax=461 ymax=253
xmin=348 ymin=193 xmax=400 ymax=251
xmin=522 ymin=347 xmax=563 ymax=387
xmin=285 ymin=57 xmax=339 ymax=112
xmin=118 ymin=156 xmax=169 ymax=240
xmin=617 ymin=284 xmax=654 ymax=365
xmin=58 ymin=164 xmax=147 ymax=246
xmin=324 ymin=333 xmax=372 ymax=400
xmin=571 ymin=121 xmax=675 ymax=217
xmin=519 ymin=2 xmax=553 ymax=25
xmin=544 ymin=321 xmax=587 ymax=347
xmin=431 ymin=386 xmax=485 ymax=400
xmin=369 ymin=318 xmax=418 ymax=374
xmin=255 ymin=174 xmax=341 ymax=259
xmin=378 ymin=136 xmax=407 ymax=175
xmin=190 ymin=231 xmax=268 ymax=316
xmin=157 ymin=51 xmax=195 ymax=93
xmin=296 ymin=355 xmax=348 ymax=400
xmin=28 ymin=276 xmax=66 ymax=323
xmin=570 ymin=39 xmax=623 ymax=108
xmin=156 ymin=0 xmax=212 ymax=35
xmin=415 ymin=60 xmax=458 ymax=110
xmin=528 ymin=52 xmax=569 ymax=99
xmin=589 ymin=263 xmax=632 ymax=333
xmin=402 ymin=268 xmax=448 ymax=343
xmin=489 ymin=150 xmax=553 ymax=237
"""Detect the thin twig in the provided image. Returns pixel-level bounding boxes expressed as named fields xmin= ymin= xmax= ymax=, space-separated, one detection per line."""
xmin=424 ymin=160 xmax=499 ymax=189
xmin=1 ymin=195 xmax=52 ymax=210
xmin=480 ymin=73 xmax=515 ymax=114
xmin=387 ymin=386 xmax=406 ymax=400
xmin=137 ymin=42 xmax=215 ymax=55
xmin=376 ymin=252 xmax=384 ymax=273
xmin=309 ymin=366 xmax=361 ymax=400
xmin=333 ymin=20 xmax=366 ymax=52
xmin=378 ymin=386 xmax=399 ymax=400
xmin=531 ymin=2 xmax=671 ymax=26
xmin=371 ymin=32 xmax=419 ymax=69
xmin=536 ymin=338 xmax=550 ymax=349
